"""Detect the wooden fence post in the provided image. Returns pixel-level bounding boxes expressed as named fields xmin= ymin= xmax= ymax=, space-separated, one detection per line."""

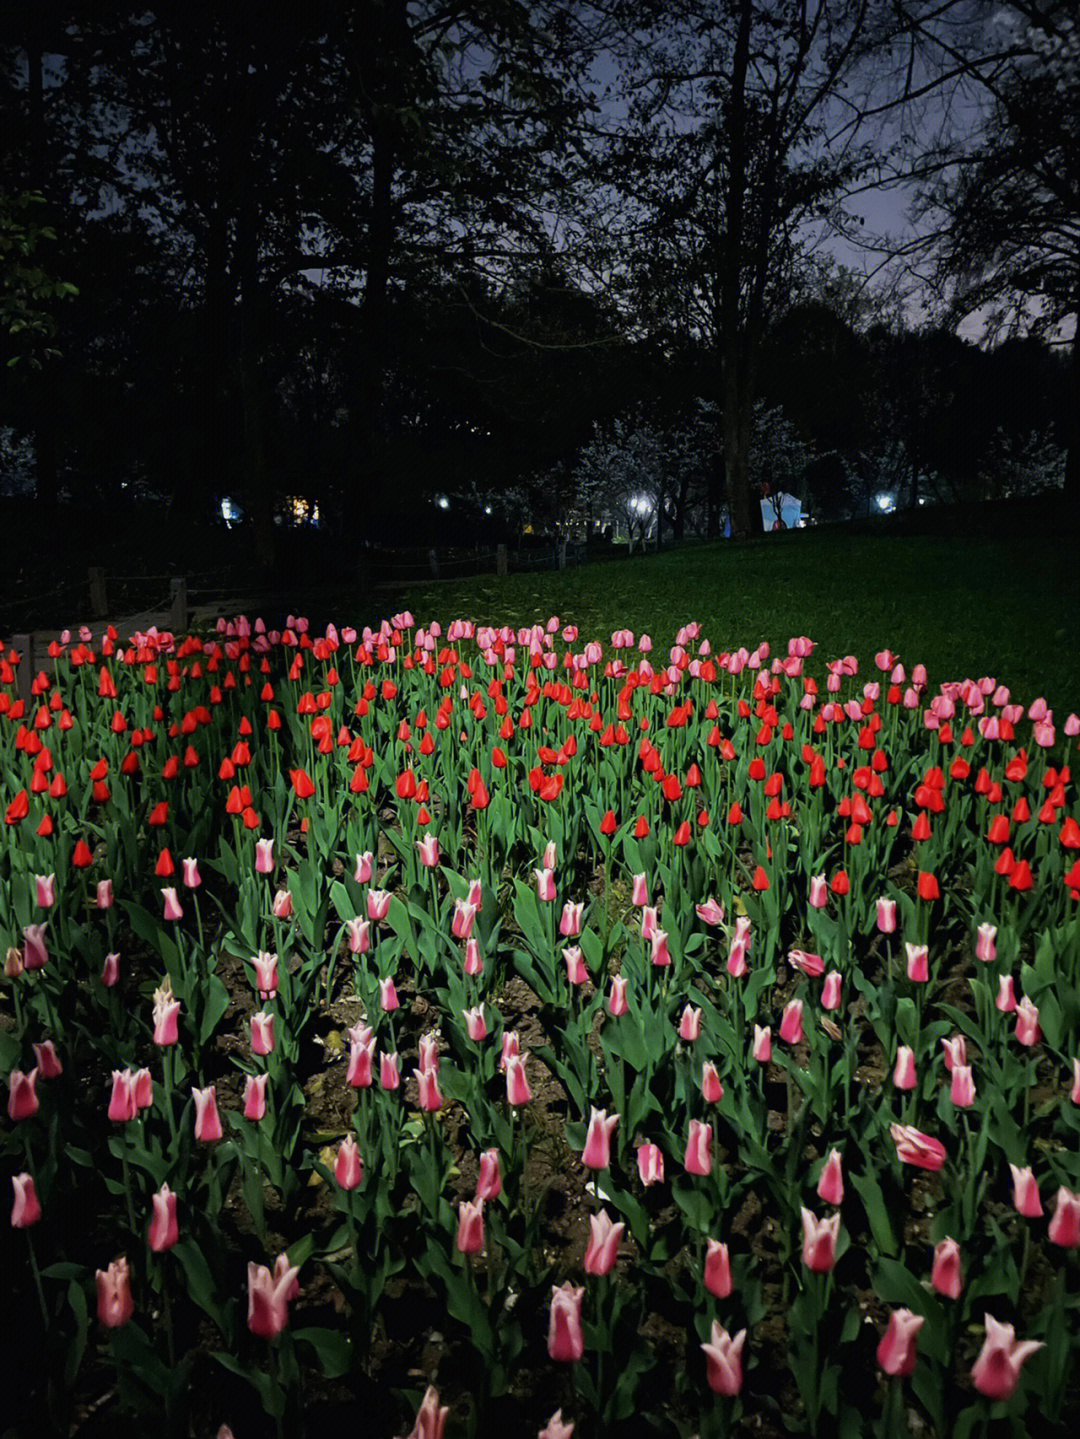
xmin=12 ymin=633 xmax=34 ymax=706
xmin=88 ymin=567 xmax=108 ymax=618
xmin=170 ymin=577 xmax=188 ymax=634
xmin=557 ymin=541 xmax=567 ymax=570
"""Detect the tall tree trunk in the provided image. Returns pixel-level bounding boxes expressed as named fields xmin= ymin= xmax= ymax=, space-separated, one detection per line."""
xmin=236 ymin=195 xmax=274 ymax=568
xmin=25 ymin=27 xmax=59 ymax=510
xmin=717 ymin=0 xmax=753 ymax=540
xmin=1065 ymin=303 xmax=1079 ymax=512
xmin=349 ymin=117 xmax=395 ymax=533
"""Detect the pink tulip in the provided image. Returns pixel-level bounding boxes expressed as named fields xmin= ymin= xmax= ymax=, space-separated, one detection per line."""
xmin=346 ymin=917 xmax=371 ymax=955
xmin=1015 ymin=997 xmax=1042 ymax=1046
xmin=272 ymin=888 xmax=293 ymax=919
xmin=476 ymin=1149 xmax=502 ymax=1201
xmin=817 ymin=1149 xmax=844 ymax=1205
xmin=702 ymin=1321 xmax=746 ymax=1396
xmin=1009 ymin=1164 xmax=1043 ymax=1218
xmin=148 ymin=1184 xmax=179 ymax=1252
xmin=727 ymin=938 xmax=748 ymax=978
xmin=22 ymin=924 xmax=48 ymax=971
xmin=7 ymin=1069 xmax=39 ymax=1121
xmin=161 ymin=887 xmax=183 ymax=921
xmin=32 ymin=1040 xmax=62 ymax=1078
xmin=808 ymin=875 xmax=828 ymax=909
xmin=821 ymin=970 xmax=843 ymax=1011
xmin=801 ymin=1208 xmax=840 ymax=1272
xmin=608 ymin=975 xmax=629 ymax=1016
xmin=134 ymin=1068 xmax=153 ymax=1109
xmin=96 ymin=1256 xmax=135 ymax=1328
xmin=101 ymin=952 xmax=121 ymax=988
xmin=650 ymin=929 xmax=671 ymax=967
xmin=415 ymin=1067 xmax=443 ymax=1112
xmin=752 ymin=1025 xmax=772 ymax=1063
xmin=701 ymin=1061 xmax=724 ymax=1104
xmin=108 ymin=1069 xmax=138 ymax=1123
xmin=976 ymin=923 xmax=997 ymax=962
xmin=96 ymin=879 xmax=114 ymax=909
xmin=367 ymin=889 xmax=392 ymax=922
xmin=542 ymin=841 xmax=558 ymax=870
xmin=632 ymin=873 xmax=650 ymax=906
xmin=788 ymin=949 xmax=824 ymax=978
xmin=253 ymin=951 xmax=279 ymax=999
xmin=347 ymin=1025 xmax=375 ymax=1088
xmin=182 ymin=857 xmax=201 ymax=888
xmin=560 ymin=902 xmax=584 ymax=937
xmin=997 ymin=974 xmax=1017 ymax=1012
xmin=931 ymin=1237 xmax=964 ymax=1298
xmin=416 ymin=833 xmax=440 ymax=868
xmin=679 ymin=1005 xmax=703 ymax=1042
xmin=905 ymin=943 xmax=929 ymax=983
xmin=941 ymin=1035 xmax=966 ymax=1072
xmin=153 ymin=982 xmax=180 ymax=1046
xmin=548 ymin=1283 xmax=585 ymax=1362
xmin=685 ymin=1119 xmax=713 ymax=1176
xmin=380 ymin=1051 xmax=401 ymax=1090
xmin=247 ymin=1256 xmax=300 ymax=1338
xmin=638 ymin=1142 xmax=664 ymax=1186
xmin=538 ymin=1412 xmax=574 ymax=1439
xmin=876 ymin=1308 xmax=924 ymax=1377
xmin=452 ymin=900 xmax=477 ymax=939
xmin=34 ymin=874 xmax=56 ymax=909
xmin=891 ymin=1124 xmax=946 ymax=1170
xmin=333 ymin=1134 xmax=363 ymax=1189
xmin=640 ymin=905 xmax=658 ymax=941
xmin=582 ymin=1108 xmax=620 ymax=1170
xmin=456 ymin=1198 xmax=485 ymax=1255
xmin=466 ymin=878 xmax=483 ymax=908
xmin=779 ymin=999 xmax=804 ymax=1045
xmin=418 ymin=1033 xmax=440 ymax=1074
xmin=251 ymin=1011 xmax=276 ymax=1055
xmin=970 ymin=1315 xmax=1042 ymax=1400
xmin=463 ymin=937 xmax=483 ymax=975
xmin=583 ymin=1210 xmax=624 ymax=1275
xmin=193 ymin=1085 xmax=223 ymax=1141
xmin=255 ymin=838 xmax=274 ymax=875
xmin=951 ymin=1064 xmax=976 ymax=1107
xmin=354 ymin=851 xmax=374 ymax=884
xmin=696 ymin=896 xmax=724 ymax=925
xmin=243 ymin=1078 xmax=266 ymax=1123
xmin=1048 ymin=1187 xmax=1080 ymax=1247
xmin=379 ymin=976 xmax=400 ymax=1012
xmin=11 ymin=1173 xmax=42 ymax=1228
xmin=876 ymin=897 xmax=897 ymax=933
xmin=499 ymin=1030 xmax=520 ymax=1071
xmin=396 ymin=1386 xmax=448 ymax=1439
xmin=564 ymin=946 xmax=588 ymax=986
xmin=535 ymin=867 xmax=556 ymax=902
xmin=1071 ymin=1057 xmax=1080 ymax=1105
xmin=704 ymin=1239 xmax=732 ymax=1298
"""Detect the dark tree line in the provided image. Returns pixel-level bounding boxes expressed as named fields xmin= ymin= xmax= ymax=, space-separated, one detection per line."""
xmin=1 ymin=1 xmax=1076 ymax=570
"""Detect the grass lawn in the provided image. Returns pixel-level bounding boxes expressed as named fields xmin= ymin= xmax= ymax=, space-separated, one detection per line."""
xmin=382 ymin=522 xmax=1080 ymax=715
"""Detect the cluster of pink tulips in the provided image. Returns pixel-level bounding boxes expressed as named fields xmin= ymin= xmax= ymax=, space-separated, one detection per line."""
xmin=2 ymin=613 xmax=1078 ymax=1438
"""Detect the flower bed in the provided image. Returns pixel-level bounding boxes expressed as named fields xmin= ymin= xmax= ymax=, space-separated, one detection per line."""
xmin=2 ymin=616 xmax=1079 ymax=1439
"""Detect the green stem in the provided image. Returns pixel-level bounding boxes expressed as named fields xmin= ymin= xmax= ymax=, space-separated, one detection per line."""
xmin=26 ymin=1230 xmax=49 ymax=1329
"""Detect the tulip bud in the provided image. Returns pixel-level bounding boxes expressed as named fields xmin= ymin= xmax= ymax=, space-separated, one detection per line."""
xmin=1015 ymin=996 xmax=1042 ymax=1046
xmin=583 ymin=1210 xmax=624 ymax=1276
xmin=801 ymin=1208 xmax=840 ymax=1272
xmin=476 ymin=1148 xmax=502 ymax=1201
xmin=704 ymin=1239 xmax=732 ymax=1298
xmin=161 ymin=887 xmax=183 ymax=922
xmin=632 ymin=873 xmax=649 ymax=906
xmin=702 ymin=1321 xmax=746 ymax=1396
xmin=1048 ymin=1187 xmax=1080 ymax=1247
xmin=32 ymin=1040 xmax=62 ymax=1079
xmin=701 ymin=1061 xmax=724 ymax=1104
xmin=817 ymin=1149 xmax=844 ymax=1205
xmin=335 ymin=1135 xmax=364 ymax=1190
xmin=679 ymin=1005 xmax=703 ymax=1042
xmin=255 ymin=838 xmax=274 ymax=874
xmin=581 ymin=1108 xmax=620 ymax=1170
xmin=7 ymin=1068 xmax=40 ymax=1121
xmin=96 ymin=879 xmax=114 ymax=909
xmin=247 ymin=1256 xmax=300 ymax=1339
xmin=975 ymin=922 xmax=997 ymax=962
xmin=506 ymin=1053 xmax=532 ymax=1106
xmin=905 ymin=943 xmax=929 ymax=983
xmin=637 ymin=1142 xmax=664 ymax=1186
xmin=808 ymin=875 xmax=828 ymax=908
xmin=950 ymin=1064 xmax=976 ymax=1107
xmin=876 ymin=897 xmax=897 ymax=933
xmin=1009 ymin=1164 xmax=1043 ymax=1218
xmin=379 ymin=1051 xmax=400 ymax=1091
xmin=548 ymin=1283 xmax=585 ymax=1362
xmin=931 ymin=1237 xmax=964 ymax=1298
xmin=251 ymin=1011 xmax=276 ymax=1055
xmin=11 ymin=1173 xmax=42 ymax=1228
xmin=877 ymin=1308 xmax=924 ymax=1377
xmin=752 ymin=1025 xmax=772 ymax=1064
xmin=821 ymin=972 xmax=843 ymax=1011
xmin=34 ymin=874 xmax=56 ymax=909
xmin=456 ymin=1197 xmax=485 ymax=1255
xmin=534 ymin=867 xmax=556 ymax=902
xmin=22 ymin=925 xmax=48 ymax=971
xmin=779 ymin=999 xmax=804 ymax=1045
xmin=608 ymin=975 xmax=629 ymax=1016
xmin=182 ymin=857 xmax=201 ymax=888
xmin=96 ymin=1256 xmax=134 ymax=1328
xmin=684 ymin=1119 xmax=713 ymax=1176
xmin=271 ymin=889 xmax=293 ymax=919
xmin=464 ymin=1005 xmax=487 ymax=1041
xmin=415 ymin=1066 xmax=444 ymax=1112
xmin=970 ymin=1315 xmax=1042 ymax=1400
xmin=148 ymin=1184 xmax=179 ymax=1251
xmin=193 ymin=1084 xmax=223 ymax=1140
